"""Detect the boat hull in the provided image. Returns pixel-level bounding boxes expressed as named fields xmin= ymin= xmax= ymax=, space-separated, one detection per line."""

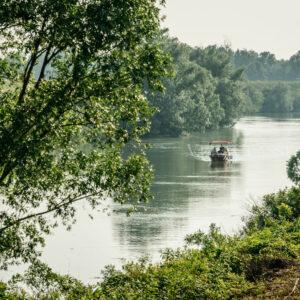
xmin=210 ymin=153 xmax=230 ymax=162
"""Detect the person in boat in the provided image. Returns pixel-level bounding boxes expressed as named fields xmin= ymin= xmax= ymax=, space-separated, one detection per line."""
xmin=211 ymin=147 xmax=217 ymax=156
xmin=218 ymin=145 xmax=224 ymax=153
xmin=219 ymin=145 xmax=228 ymax=155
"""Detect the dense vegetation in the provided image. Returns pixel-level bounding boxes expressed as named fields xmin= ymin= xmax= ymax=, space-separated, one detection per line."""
xmin=147 ymin=36 xmax=247 ymax=136
xmin=1 ymin=1 xmax=300 ymax=298
xmin=233 ymin=50 xmax=300 ymax=113
xmin=0 ymin=0 xmax=169 ymax=270
xmin=146 ymin=36 xmax=300 ymax=137
xmin=244 ymin=81 xmax=300 ymax=114
xmin=1 ymin=155 xmax=300 ymax=299
xmin=214 ymin=49 xmax=300 ymax=114
xmin=144 ymin=34 xmax=300 ymax=136
xmin=233 ymin=49 xmax=300 ymax=81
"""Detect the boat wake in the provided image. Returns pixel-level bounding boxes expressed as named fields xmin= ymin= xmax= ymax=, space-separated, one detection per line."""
xmin=187 ymin=144 xmax=241 ymax=163
xmin=187 ymin=144 xmax=211 ymax=162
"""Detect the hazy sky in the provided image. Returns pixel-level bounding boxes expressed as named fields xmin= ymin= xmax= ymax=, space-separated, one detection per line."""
xmin=162 ymin=0 xmax=300 ymax=59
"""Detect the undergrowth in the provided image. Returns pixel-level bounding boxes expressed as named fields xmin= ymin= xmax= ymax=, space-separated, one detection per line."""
xmin=1 ymin=186 xmax=300 ymax=299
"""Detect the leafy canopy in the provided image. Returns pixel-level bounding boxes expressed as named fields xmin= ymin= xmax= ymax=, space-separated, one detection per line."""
xmin=147 ymin=36 xmax=246 ymax=137
xmin=0 ymin=0 xmax=169 ymax=269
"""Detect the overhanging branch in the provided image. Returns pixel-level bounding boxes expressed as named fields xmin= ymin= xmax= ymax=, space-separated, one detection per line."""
xmin=0 ymin=192 xmax=100 ymax=234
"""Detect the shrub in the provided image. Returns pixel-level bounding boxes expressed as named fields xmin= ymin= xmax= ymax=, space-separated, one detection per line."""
xmin=4 ymin=188 xmax=300 ymax=299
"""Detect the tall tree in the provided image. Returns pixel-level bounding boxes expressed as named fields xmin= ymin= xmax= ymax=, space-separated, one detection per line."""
xmin=191 ymin=45 xmax=246 ymax=127
xmin=147 ymin=38 xmax=247 ymax=137
xmin=148 ymin=38 xmax=224 ymax=136
xmin=0 ymin=0 xmax=169 ymax=268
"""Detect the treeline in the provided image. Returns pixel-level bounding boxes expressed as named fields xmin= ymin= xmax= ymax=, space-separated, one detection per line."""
xmin=244 ymin=81 xmax=300 ymax=114
xmin=146 ymin=36 xmax=247 ymax=136
xmin=146 ymin=36 xmax=300 ymax=137
xmin=232 ymin=49 xmax=300 ymax=113
xmin=233 ymin=50 xmax=300 ymax=81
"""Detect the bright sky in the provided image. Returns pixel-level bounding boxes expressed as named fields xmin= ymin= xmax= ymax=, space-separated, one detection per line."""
xmin=162 ymin=0 xmax=300 ymax=59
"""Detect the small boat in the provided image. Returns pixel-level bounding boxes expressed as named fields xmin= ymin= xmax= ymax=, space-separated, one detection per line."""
xmin=209 ymin=140 xmax=232 ymax=163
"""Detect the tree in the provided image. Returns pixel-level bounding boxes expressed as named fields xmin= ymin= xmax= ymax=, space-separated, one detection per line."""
xmin=190 ymin=45 xmax=246 ymax=127
xmin=147 ymin=37 xmax=191 ymax=136
xmin=147 ymin=38 xmax=248 ymax=137
xmin=148 ymin=38 xmax=225 ymax=136
xmin=0 ymin=0 xmax=169 ymax=269
xmin=288 ymin=51 xmax=300 ymax=80
xmin=243 ymin=83 xmax=264 ymax=114
xmin=232 ymin=49 xmax=300 ymax=81
xmin=261 ymin=82 xmax=293 ymax=113
xmin=190 ymin=45 xmax=232 ymax=78
xmin=287 ymin=151 xmax=300 ymax=185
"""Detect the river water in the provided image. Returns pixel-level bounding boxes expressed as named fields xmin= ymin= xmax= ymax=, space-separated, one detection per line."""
xmin=4 ymin=115 xmax=300 ymax=283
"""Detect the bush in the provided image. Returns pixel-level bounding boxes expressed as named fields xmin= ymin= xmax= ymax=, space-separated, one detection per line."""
xmin=96 ymin=187 xmax=300 ymax=299
xmin=287 ymin=151 xmax=300 ymax=185
xmin=3 ymin=187 xmax=300 ymax=299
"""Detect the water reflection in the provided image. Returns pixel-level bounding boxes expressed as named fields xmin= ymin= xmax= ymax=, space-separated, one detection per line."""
xmin=110 ymin=115 xmax=300 ymax=266
xmin=111 ymin=128 xmax=245 ymax=259
xmin=14 ymin=115 xmax=300 ymax=283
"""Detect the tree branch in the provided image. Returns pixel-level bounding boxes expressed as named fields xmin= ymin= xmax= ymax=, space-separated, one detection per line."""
xmin=46 ymin=48 xmax=61 ymax=63
xmin=0 ymin=161 xmax=17 ymax=186
xmin=0 ymin=193 xmax=99 ymax=234
xmin=18 ymin=18 xmax=48 ymax=104
xmin=34 ymin=44 xmax=52 ymax=89
xmin=18 ymin=47 xmax=39 ymax=103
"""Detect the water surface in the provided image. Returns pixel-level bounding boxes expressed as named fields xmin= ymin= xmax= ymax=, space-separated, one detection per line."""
xmin=5 ymin=115 xmax=300 ymax=282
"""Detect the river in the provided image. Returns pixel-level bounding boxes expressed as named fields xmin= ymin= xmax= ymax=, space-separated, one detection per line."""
xmin=4 ymin=115 xmax=300 ymax=283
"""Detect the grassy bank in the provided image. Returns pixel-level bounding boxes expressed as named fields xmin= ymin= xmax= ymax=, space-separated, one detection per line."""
xmin=1 ymin=186 xmax=300 ymax=299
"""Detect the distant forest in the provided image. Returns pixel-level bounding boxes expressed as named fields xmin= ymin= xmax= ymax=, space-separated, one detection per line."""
xmin=233 ymin=49 xmax=300 ymax=81
xmin=146 ymin=33 xmax=300 ymax=136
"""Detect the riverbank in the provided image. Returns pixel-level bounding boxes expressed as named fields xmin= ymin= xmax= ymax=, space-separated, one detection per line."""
xmin=244 ymin=263 xmax=300 ymax=299
xmin=2 ymin=185 xmax=300 ymax=299
xmin=95 ymin=186 xmax=300 ymax=299
xmin=11 ymin=115 xmax=296 ymax=282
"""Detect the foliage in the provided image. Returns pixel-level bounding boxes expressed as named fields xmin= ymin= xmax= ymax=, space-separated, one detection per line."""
xmin=145 ymin=36 xmax=300 ymax=136
xmin=233 ymin=49 xmax=300 ymax=81
xmin=190 ymin=46 xmax=246 ymax=127
xmin=5 ymin=260 xmax=94 ymax=299
xmin=146 ymin=41 xmax=300 ymax=136
xmin=0 ymin=0 xmax=170 ymax=269
xmin=242 ymin=83 xmax=264 ymax=113
xmin=260 ymin=82 xmax=293 ymax=113
xmin=91 ymin=187 xmax=300 ymax=299
xmin=242 ymin=81 xmax=300 ymax=114
xmin=3 ymin=185 xmax=300 ymax=299
xmin=244 ymin=187 xmax=300 ymax=233
xmin=147 ymin=37 xmax=247 ymax=136
xmin=287 ymin=151 xmax=300 ymax=185
xmin=231 ymin=49 xmax=300 ymax=114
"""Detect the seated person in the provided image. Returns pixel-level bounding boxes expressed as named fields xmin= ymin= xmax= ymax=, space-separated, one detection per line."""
xmin=219 ymin=145 xmax=225 ymax=153
xmin=211 ymin=147 xmax=217 ymax=155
